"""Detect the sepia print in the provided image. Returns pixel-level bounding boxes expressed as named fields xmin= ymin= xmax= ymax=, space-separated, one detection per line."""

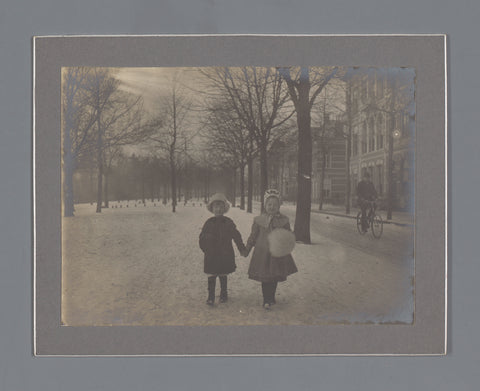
xmin=61 ymin=66 xmax=415 ymax=327
xmin=34 ymin=35 xmax=446 ymax=355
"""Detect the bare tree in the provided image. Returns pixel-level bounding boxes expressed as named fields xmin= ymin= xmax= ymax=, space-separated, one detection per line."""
xmin=148 ymin=82 xmax=192 ymax=213
xmin=200 ymin=67 xmax=294 ymax=209
xmin=278 ymin=66 xmax=339 ymax=243
xmin=311 ymin=83 xmax=347 ymax=211
xmin=202 ymin=99 xmax=254 ymax=210
xmin=62 ymin=67 xmax=97 ymax=216
xmin=81 ymin=68 xmax=150 ymax=213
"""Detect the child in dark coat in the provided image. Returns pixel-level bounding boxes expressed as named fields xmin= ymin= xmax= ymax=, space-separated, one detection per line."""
xmin=244 ymin=189 xmax=298 ymax=309
xmin=199 ymin=193 xmax=246 ymax=306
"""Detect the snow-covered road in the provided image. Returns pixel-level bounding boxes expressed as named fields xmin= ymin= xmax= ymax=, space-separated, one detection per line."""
xmin=62 ymin=201 xmax=414 ymax=326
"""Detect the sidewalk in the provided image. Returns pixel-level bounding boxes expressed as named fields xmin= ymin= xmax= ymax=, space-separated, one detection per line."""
xmin=281 ymin=202 xmax=414 ymax=227
xmin=232 ymin=199 xmax=414 ymax=227
xmin=311 ymin=203 xmax=413 ymax=226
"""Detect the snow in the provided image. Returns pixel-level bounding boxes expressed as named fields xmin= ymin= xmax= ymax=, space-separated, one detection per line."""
xmin=62 ymin=200 xmax=414 ymax=326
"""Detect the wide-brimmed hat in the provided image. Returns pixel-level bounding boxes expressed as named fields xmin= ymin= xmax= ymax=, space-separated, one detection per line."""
xmin=264 ymin=189 xmax=281 ymax=206
xmin=207 ymin=193 xmax=230 ymax=214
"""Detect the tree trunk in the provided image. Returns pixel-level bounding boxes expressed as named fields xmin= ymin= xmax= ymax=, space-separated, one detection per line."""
xmin=104 ymin=169 xmax=110 ymax=208
xmin=95 ymin=118 xmax=103 ymax=214
xmin=184 ymin=177 xmax=189 ymax=204
xmin=63 ymin=151 xmax=75 ymax=217
xmin=247 ymin=136 xmax=254 ymax=213
xmin=204 ymin=169 xmax=210 ymax=204
xmin=63 ymin=104 xmax=75 ymax=217
xmin=163 ymin=182 xmax=168 ymax=205
xmin=280 ymin=156 xmax=285 ymax=199
xmin=294 ymin=82 xmax=312 ymax=244
xmin=318 ymin=150 xmax=326 ymax=210
xmin=240 ymin=164 xmax=246 ymax=210
xmin=247 ymin=155 xmax=253 ymax=213
xmin=344 ymin=81 xmax=353 ymax=215
xmin=345 ymin=130 xmax=351 ymax=215
xmin=232 ymin=168 xmax=237 ymax=207
xmin=151 ymin=173 xmax=156 ymax=203
xmin=177 ymin=171 xmax=182 ymax=203
xmin=170 ymin=153 xmax=177 ymax=213
xmin=259 ymin=142 xmax=268 ymax=211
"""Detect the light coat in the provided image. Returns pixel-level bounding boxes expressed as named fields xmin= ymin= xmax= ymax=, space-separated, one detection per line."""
xmin=246 ymin=213 xmax=298 ymax=282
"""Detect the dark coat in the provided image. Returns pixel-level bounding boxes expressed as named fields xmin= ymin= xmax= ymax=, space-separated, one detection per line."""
xmin=357 ymin=180 xmax=377 ymax=201
xmin=199 ymin=216 xmax=246 ymax=275
xmin=246 ymin=213 xmax=298 ymax=282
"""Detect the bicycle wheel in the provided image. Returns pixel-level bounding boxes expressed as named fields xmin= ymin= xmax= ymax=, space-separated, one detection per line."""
xmin=357 ymin=211 xmax=366 ymax=234
xmin=371 ymin=213 xmax=383 ymax=238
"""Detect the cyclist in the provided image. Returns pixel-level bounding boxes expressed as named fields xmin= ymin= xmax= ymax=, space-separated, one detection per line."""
xmin=357 ymin=172 xmax=378 ymax=232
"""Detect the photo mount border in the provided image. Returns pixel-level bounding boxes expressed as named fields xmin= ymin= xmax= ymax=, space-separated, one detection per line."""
xmin=33 ymin=34 xmax=447 ymax=356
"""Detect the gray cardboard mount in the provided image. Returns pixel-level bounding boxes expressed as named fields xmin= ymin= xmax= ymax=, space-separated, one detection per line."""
xmin=34 ymin=35 xmax=446 ymax=356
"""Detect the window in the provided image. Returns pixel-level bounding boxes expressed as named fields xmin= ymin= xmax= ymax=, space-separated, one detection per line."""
xmin=377 ymin=165 xmax=384 ymax=195
xmin=360 ymin=78 xmax=367 ymax=102
xmin=376 ymin=115 xmax=384 ymax=149
xmin=368 ymin=117 xmax=375 ymax=152
xmin=327 ymin=153 xmax=332 ymax=168
xmin=361 ymin=122 xmax=367 ymax=154
xmin=352 ymin=88 xmax=359 ymax=113
xmin=368 ymin=75 xmax=375 ymax=100
xmin=376 ymin=72 xmax=384 ymax=99
xmin=323 ymin=177 xmax=332 ymax=198
xmin=377 ymin=133 xmax=384 ymax=150
xmin=352 ymin=134 xmax=358 ymax=156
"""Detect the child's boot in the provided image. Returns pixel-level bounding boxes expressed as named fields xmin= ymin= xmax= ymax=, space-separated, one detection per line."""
xmin=219 ymin=276 xmax=228 ymax=303
xmin=271 ymin=281 xmax=278 ymax=305
xmin=206 ymin=276 xmax=216 ymax=305
xmin=262 ymin=282 xmax=271 ymax=309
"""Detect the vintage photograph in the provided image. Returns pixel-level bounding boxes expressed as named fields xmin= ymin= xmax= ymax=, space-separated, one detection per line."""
xmin=60 ymin=65 xmax=415 ymax=327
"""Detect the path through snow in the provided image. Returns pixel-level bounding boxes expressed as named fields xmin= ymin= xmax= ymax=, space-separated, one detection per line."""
xmin=62 ymin=201 xmax=413 ymax=326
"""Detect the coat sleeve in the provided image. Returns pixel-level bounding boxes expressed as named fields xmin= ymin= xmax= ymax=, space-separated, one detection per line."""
xmin=199 ymin=221 xmax=210 ymax=253
xmin=245 ymin=221 xmax=260 ymax=253
xmin=230 ymin=221 xmax=246 ymax=253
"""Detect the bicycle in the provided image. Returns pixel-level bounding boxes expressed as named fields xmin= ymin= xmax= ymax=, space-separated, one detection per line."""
xmin=356 ymin=200 xmax=383 ymax=239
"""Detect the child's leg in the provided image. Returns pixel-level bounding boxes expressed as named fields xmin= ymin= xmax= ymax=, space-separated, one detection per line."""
xmin=207 ymin=275 xmax=216 ymax=305
xmin=261 ymin=282 xmax=274 ymax=308
xmin=271 ymin=281 xmax=278 ymax=304
xmin=219 ymin=275 xmax=228 ymax=302
xmin=261 ymin=282 xmax=268 ymax=305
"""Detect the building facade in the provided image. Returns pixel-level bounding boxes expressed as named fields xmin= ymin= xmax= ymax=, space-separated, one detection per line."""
xmin=266 ymin=68 xmax=414 ymax=212
xmin=311 ymin=121 xmax=347 ymax=205
xmin=269 ymin=120 xmax=347 ymax=206
xmin=347 ymin=68 xmax=415 ymax=211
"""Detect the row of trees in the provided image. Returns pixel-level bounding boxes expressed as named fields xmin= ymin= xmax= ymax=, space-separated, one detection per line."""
xmin=62 ymin=68 xmax=151 ymax=216
xmin=63 ymin=66 xmax=414 ymax=244
xmin=198 ymin=67 xmax=339 ymax=243
xmin=74 ymin=153 xmax=233 ymax=206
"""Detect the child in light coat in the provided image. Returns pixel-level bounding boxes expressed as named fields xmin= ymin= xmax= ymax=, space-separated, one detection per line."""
xmin=244 ymin=189 xmax=297 ymax=309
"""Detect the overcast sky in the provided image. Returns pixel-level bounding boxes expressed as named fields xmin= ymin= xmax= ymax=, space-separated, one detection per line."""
xmin=116 ymin=67 xmax=208 ymax=113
